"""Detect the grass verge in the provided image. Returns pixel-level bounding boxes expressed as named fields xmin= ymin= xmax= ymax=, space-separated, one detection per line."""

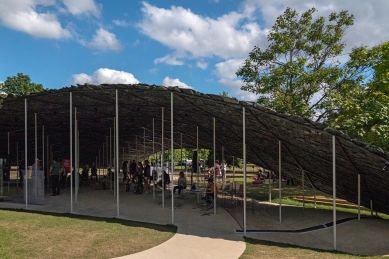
xmin=0 ymin=209 xmax=176 ymax=259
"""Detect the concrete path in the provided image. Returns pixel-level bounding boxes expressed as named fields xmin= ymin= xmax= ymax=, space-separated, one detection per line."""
xmin=0 ymin=184 xmax=246 ymax=259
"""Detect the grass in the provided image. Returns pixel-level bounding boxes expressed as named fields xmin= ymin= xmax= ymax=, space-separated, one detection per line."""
xmin=0 ymin=209 xmax=176 ymax=259
xmin=240 ymin=238 xmax=380 ymax=259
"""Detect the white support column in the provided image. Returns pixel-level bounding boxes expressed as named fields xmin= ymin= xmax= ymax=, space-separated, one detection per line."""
xmin=116 ymin=89 xmax=120 ymax=218
xmin=42 ymin=126 xmax=44 ymax=177
xmin=75 ymin=108 xmax=78 ymax=202
xmin=302 ymin=170 xmax=305 ymax=209
xmin=153 ymin=118 xmax=155 ymax=199
xmin=161 ymin=107 xmax=165 ymax=208
xmin=222 ymin=145 xmax=225 ymax=189
xmin=70 ymin=92 xmax=73 ymax=213
xmin=279 ymin=140 xmax=282 ymax=223
xmin=358 ymin=174 xmax=361 ymax=220
xmin=171 ymin=92 xmax=174 ymax=225
xmin=110 ymin=127 xmax=112 ymax=191
xmin=213 ymin=117 xmax=216 ymax=215
xmin=243 ymin=107 xmax=247 ymax=236
xmin=144 ymin=127 xmax=146 ymax=158
xmin=25 ymin=98 xmax=28 ymax=210
xmin=99 ymin=149 xmax=101 ymax=179
xmin=333 ymin=135 xmax=337 ymax=250
xmin=35 ymin=113 xmax=37 ymax=181
xmin=269 ymin=172 xmax=271 ymax=203
xmin=46 ymin=136 xmax=49 ymax=190
xmin=114 ymin=117 xmax=116 ymax=196
xmin=197 ymin=126 xmax=199 ymax=184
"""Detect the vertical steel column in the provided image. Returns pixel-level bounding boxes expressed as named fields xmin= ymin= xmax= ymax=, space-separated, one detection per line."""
xmin=42 ymin=126 xmax=44 ymax=177
xmin=153 ymin=118 xmax=155 ymax=199
xmin=333 ymin=135 xmax=337 ymax=250
xmin=7 ymin=132 xmax=10 ymax=155
xmin=197 ymin=126 xmax=199 ymax=183
xmin=171 ymin=92 xmax=174 ymax=224
xmin=302 ymin=170 xmax=305 ymax=209
xmin=35 ymin=113 xmax=37 ymax=180
xmin=25 ymin=98 xmax=28 ymax=210
xmin=213 ymin=117 xmax=216 ymax=215
xmin=144 ymin=128 xmax=146 ymax=159
xmin=69 ymin=92 xmax=73 ymax=213
xmin=116 ymin=89 xmax=120 ymax=218
xmin=279 ymin=140 xmax=282 ymax=222
xmin=243 ymin=107 xmax=247 ymax=236
xmin=114 ymin=117 xmax=116 ymax=196
xmin=358 ymin=174 xmax=361 ymax=220
xmin=161 ymin=107 xmax=165 ymax=208
xmin=47 ymin=136 xmax=49 ymax=189
xmin=110 ymin=127 xmax=112 ymax=190
xmin=75 ymin=108 xmax=78 ymax=202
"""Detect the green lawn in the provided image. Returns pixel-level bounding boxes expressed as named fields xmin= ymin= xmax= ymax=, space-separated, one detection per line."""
xmin=0 ymin=209 xmax=176 ymax=259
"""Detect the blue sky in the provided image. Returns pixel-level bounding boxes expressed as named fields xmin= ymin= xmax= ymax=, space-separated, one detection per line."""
xmin=1 ymin=0 xmax=388 ymax=101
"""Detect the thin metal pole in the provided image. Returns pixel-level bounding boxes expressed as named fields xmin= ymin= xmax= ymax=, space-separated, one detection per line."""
xmin=243 ymin=107 xmax=247 ymax=236
xmin=333 ymin=135 xmax=337 ymax=250
xmin=116 ymin=89 xmax=120 ymax=218
xmin=269 ymin=170 xmax=271 ymax=203
xmin=144 ymin=127 xmax=146 ymax=158
xmin=75 ymin=108 xmax=78 ymax=202
xmin=197 ymin=126 xmax=199 ymax=184
xmin=42 ymin=126 xmax=44 ymax=178
xmin=47 ymin=136 xmax=49 ymax=189
xmin=110 ymin=127 xmax=112 ymax=190
xmin=213 ymin=117 xmax=216 ymax=215
xmin=358 ymin=174 xmax=361 ymax=220
xmin=25 ymin=98 xmax=28 ymax=210
xmin=302 ymin=170 xmax=305 ymax=209
xmin=153 ymin=118 xmax=155 ymax=199
xmin=171 ymin=92 xmax=174 ymax=224
xmin=112 ymin=117 xmax=114 ymax=197
xmin=162 ymin=107 xmax=165 ymax=208
xmin=69 ymin=92 xmax=73 ymax=213
xmin=279 ymin=140 xmax=282 ymax=222
xmin=99 ymin=149 xmax=101 ymax=179
xmin=8 ymin=132 xmax=10 ymax=155
xmin=35 ymin=113 xmax=37 ymax=179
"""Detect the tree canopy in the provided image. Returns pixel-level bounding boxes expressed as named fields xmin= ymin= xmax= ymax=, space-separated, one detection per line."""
xmin=237 ymin=7 xmax=389 ymax=150
xmin=0 ymin=73 xmax=44 ymax=95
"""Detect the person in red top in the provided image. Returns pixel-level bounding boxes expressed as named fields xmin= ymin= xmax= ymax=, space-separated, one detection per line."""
xmin=202 ymin=178 xmax=216 ymax=209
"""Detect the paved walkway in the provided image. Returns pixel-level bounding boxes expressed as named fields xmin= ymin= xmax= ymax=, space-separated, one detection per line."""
xmin=0 ymin=184 xmax=246 ymax=259
xmin=2 ymin=183 xmax=389 ymax=257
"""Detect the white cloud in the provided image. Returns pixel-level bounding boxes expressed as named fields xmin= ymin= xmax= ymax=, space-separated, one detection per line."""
xmin=162 ymin=77 xmax=192 ymax=89
xmin=80 ymin=28 xmax=122 ymax=51
xmin=243 ymin=0 xmax=389 ymax=51
xmin=113 ymin=19 xmax=129 ymax=27
xmin=215 ymin=59 xmax=257 ymax=101
xmin=0 ymin=0 xmax=71 ymax=39
xmin=73 ymin=68 xmax=139 ymax=84
xmin=63 ymin=0 xmax=101 ymax=17
xmin=154 ymin=55 xmax=184 ymax=65
xmin=138 ymin=2 xmax=267 ymax=63
xmin=197 ymin=62 xmax=208 ymax=69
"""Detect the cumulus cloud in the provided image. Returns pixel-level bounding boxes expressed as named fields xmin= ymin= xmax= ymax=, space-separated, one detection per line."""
xmin=243 ymin=0 xmax=389 ymax=51
xmin=215 ymin=59 xmax=257 ymax=101
xmin=162 ymin=77 xmax=192 ymax=89
xmin=63 ymin=0 xmax=101 ymax=17
xmin=0 ymin=0 xmax=71 ymax=39
xmin=113 ymin=19 xmax=129 ymax=27
xmin=80 ymin=28 xmax=122 ymax=51
xmin=197 ymin=62 xmax=208 ymax=69
xmin=138 ymin=2 xmax=267 ymax=63
xmin=73 ymin=68 xmax=139 ymax=84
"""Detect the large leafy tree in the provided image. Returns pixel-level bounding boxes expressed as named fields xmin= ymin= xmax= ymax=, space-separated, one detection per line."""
xmin=329 ymin=42 xmax=389 ymax=150
xmin=236 ymin=7 xmax=362 ymax=121
xmin=1 ymin=73 xmax=44 ymax=95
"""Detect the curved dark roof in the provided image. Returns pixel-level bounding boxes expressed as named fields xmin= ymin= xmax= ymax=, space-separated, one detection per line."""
xmin=0 ymin=84 xmax=388 ymax=214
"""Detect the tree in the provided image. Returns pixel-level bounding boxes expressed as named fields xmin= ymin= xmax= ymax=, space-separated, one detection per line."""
xmin=236 ymin=7 xmax=359 ymax=121
xmin=328 ymin=42 xmax=389 ymax=150
xmin=1 ymin=73 xmax=44 ymax=95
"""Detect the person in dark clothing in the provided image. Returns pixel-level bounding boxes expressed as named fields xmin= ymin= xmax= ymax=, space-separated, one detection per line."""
xmin=50 ymin=159 xmax=61 ymax=196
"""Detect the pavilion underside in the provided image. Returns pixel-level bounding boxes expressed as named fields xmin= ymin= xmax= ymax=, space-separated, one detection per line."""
xmin=0 ymin=84 xmax=388 ymax=214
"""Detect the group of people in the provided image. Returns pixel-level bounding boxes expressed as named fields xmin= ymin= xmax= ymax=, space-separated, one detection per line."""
xmin=121 ymin=159 xmax=152 ymax=194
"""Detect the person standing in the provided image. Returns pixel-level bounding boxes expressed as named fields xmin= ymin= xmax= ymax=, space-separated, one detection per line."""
xmin=50 ymin=159 xmax=61 ymax=196
xmin=143 ymin=160 xmax=151 ymax=194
